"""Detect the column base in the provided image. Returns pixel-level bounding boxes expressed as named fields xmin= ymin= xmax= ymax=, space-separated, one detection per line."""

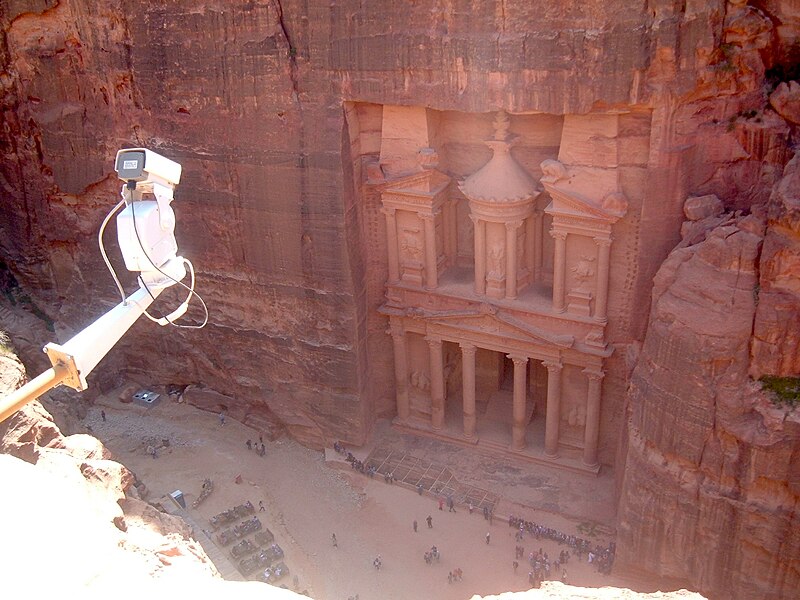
xmin=582 ymin=459 xmax=599 ymax=470
xmin=544 ymin=449 xmax=559 ymax=459
xmin=510 ymin=442 xmax=526 ymax=452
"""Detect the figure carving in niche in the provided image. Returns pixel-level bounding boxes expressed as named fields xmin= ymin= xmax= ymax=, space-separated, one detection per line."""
xmin=410 ymin=371 xmax=430 ymax=391
xmin=401 ymin=231 xmax=423 ymax=261
xmin=566 ymin=403 xmax=586 ymax=428
xmin=487 ymin=246 xmax=505 ymax=277
xmin=571 ymin=255 xmax=596 ymax=285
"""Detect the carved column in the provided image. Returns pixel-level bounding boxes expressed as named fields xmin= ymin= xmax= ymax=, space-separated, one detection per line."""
xmin=473 ymin=216 xmax=486 ymax=295
xmin=460 ymin=343 xmax=477 ymax=439
xmin=427 ymin=337 xmax=445 ymax=430
xmin=551 ymin=230 xmax=567 ymax=313
xmin=509 ymin=354 xmax=529 ymax=451
xmin=382 ymin=207 xmax=400 ymax=284
xmin=421 ymin=212 xmax=438 ymax=289
xmin=525 ymin=216 xmax=535 ymax=279
xmin=388 ymin=323 xmax=410 ymax=421
xmin=505 ymin=221 xmax=522 ymax=299
xmin=447 ymin=199 xmax=458 ymax=264
xmin=534 ymin=211 xmax=544 ymax=281
xmin=594 ymin=237 xmax=612 ymax=322
xmin=582 ymin=368 xmax=604 ymax=468
xmin=543 ymin=360 xmax=563 ymax=457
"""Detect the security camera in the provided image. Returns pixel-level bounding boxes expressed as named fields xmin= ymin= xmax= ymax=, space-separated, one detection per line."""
xmin=115 ymin=148 xmax=182 ymax=189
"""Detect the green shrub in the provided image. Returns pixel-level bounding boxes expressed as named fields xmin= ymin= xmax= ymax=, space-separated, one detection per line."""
xmin=760 ymin=376 xmax=800 ymax=408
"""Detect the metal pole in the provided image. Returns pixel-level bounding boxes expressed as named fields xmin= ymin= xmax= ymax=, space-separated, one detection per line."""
xmin=0 ymin=364 xmax=69 ymax=423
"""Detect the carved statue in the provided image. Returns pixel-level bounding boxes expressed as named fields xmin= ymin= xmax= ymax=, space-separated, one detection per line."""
xmin=400 ymin=231 xmax=423 ymax=260
xmin=487 ymin=246 xmax=505 ymax=277
xmin=571 ymin=255 xmax=596 ymax=284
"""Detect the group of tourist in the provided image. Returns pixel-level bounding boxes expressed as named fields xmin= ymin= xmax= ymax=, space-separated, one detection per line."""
xmin=245 ymin=436 xmax=267 ymax=457
xmin=332 ymin=439 xmax=617 ymax=590
xmin=508 ymin=515 xmax=616 ymax=576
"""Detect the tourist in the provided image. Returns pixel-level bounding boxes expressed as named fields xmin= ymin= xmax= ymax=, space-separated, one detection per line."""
xmin=332 ymin=533 xmax=338 ymax=548
xmin=426 ymin=515 xmax=433 ymax=528
xmin=483 ymin=506 xmax=489 ymax=520
xmin=413 ymin=520 xmax=418 ymax=533
xmin=438 ymin=497 xmax=444 ymax=511
xmin=468 ymin=502 xmax=473 ymax=514
xmin=485 ymin=532 xmax=490 ymax=544
xmin=100 ymin=410 xmax=106 ymax=422
xmin=447 ymin=496 xmax=456 ymax=512
xmin=448 ymin=572 xmax=453 ymax=584
xmin=259 ymin=500 xmax=265 ymax=512
xmin=513 ymin=560 xmax=519 ymax=573
xmin=219 ymin=412 xmax=225 ymax=426
xmin=259 ymin=444 xmax=266 ymax=457
xmin=417 ymin=484 xmax=423 ymax=495
xmin=246 ymin=439 xmax=252 ymax=450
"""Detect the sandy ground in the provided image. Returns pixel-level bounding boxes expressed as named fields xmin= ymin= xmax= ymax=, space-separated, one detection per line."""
xmin=85 ymin=395 xmax=662 ymax=600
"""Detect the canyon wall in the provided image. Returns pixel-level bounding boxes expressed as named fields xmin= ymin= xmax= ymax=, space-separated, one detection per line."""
xmin=616 ymin=154 xmax=800 ymax=599
xmin=0 ymin=0 xmax=746 ymax=450
xmin=1 ymin=1 xmax=799 ymax=597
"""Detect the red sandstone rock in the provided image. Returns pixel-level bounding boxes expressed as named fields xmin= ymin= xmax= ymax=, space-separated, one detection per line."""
xmin=750 ymin=151 xmax=800 ymax=377
xmin=617 ymin=207 xmax=800 ymax=599
xmin=0 ymin=2 xmax=798 ymax=597
xmin=769 ymin=81 xmax=800 ymax=126
xmin=683 ymin=195 xmax=724 ymax=221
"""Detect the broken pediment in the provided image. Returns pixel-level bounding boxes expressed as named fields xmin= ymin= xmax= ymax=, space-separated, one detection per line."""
xmin=540 ymin=159 xmax=627 ymax=224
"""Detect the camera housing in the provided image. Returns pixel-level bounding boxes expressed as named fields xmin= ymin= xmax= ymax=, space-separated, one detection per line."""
xmin=115 ymin=148 xmax=182 ymax=188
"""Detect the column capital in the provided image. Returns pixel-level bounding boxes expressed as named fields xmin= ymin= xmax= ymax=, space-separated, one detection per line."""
xmin=506 ymin=353 xmax=529 ymax=366
xmin=425 ymin=336 xmax=442 ymax=348
xmin=459 ymin=342 xmax=477 ymax=355
xmin=550 ymin=229 xmax=568 ymax=241
xmin=542 ymin=360 xmax=563 ymax=373
xmin=418 ymin=210 xmax=441 ymax=221
xmin=583 ymin=367 xmax=605 ymax=381
xmin=387 ymin=323 xmax=405 ymax=339
xmin=381 ymin=206 xmax=397 ymax=217
xmin=469 ymin=214 xmax=481 ymax=225
xmin=593 ymin=236 xmax=613 ymax=247
xmin=505 ymin=220 xmax=524 ymax=233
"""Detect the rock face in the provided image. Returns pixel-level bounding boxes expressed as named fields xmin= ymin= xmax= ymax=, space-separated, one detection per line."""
xmin=1 ymin=2 xmax=800 ymax=597
xmin=750 ymin=153 xmax=800 ymax=377
xmin=616 ymin=158 xmax=800 ymax=599
xmin=1 ymin=0 xmax=784 ymax=452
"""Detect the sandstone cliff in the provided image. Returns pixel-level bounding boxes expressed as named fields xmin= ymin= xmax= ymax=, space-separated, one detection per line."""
xmin=1 ymin=1 xmax=799 ymax=598
xmin=616 ymin=156 xmax=800 ymax=599
xmin=1 ymin=0 xmax=786 ymax=452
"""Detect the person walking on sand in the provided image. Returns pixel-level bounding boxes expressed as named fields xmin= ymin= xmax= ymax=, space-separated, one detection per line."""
xmin=413 ymin=520 xmax=418 ymax=533
xmin=332 ymin=533 xmax=338 ymax=548
xmin=485 ymin=532 xmax=491 ymax=545
xmin=438 ymin=497 xmax=444 ymax=511
xmin=426 ymin=515 xmax=433 ymax=528
xmin=219 ymin=412 xmax=225 ymax=426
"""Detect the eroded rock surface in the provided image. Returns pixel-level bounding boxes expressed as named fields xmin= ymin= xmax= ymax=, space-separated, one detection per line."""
xmin=616 ymin=160 xmax=800 ymax=599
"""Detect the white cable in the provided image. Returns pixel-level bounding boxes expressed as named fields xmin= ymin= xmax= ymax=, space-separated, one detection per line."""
xmin=98 ymin=198 xmax=127 ymax=303
xmin=129 ymin=190 xmax=209 ymax=329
